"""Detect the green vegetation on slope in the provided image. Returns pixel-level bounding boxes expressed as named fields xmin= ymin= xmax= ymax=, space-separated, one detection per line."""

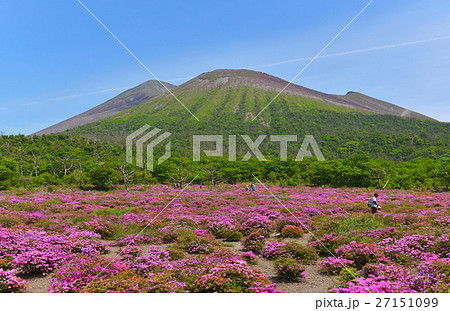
xmin=66 ymin=85 xmax=449 ymax=161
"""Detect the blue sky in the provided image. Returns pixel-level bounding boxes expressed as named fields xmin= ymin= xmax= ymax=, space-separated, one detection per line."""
xmin=0 ymin=0 xmax=449 ymax=135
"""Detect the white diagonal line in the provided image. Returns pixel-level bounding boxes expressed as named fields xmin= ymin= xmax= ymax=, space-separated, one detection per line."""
xmin=76 ymin=0 xmax=199 ymax=121
xmin=81 ymin=174 xmax=199 ymax=292
xmin=252 ymin=0 xmax=375 ymax=121
xmin=252 ymin=174 xmax=357 ymax=278
xmin=247 ymin=34 xmax=450 ymax=70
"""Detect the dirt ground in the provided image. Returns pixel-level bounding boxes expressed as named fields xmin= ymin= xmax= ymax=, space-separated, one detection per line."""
xmin=24 ymin=233 xmax=336 ymax=293
xmin=225 ymin=233 xmax=337 ymax=293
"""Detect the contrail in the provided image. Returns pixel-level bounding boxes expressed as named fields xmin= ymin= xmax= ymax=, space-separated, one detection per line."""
xmin=21 ymin=34 xmax=450 ymax=107
xmin=252 ymin=0 xmax=375 ymax=121
xmin=49 ymin=86 xmax=134 ymax=101
xmin=247 ymin=34 xmax=450 ymax=70
xmin=21 ymin=86 xmax=133 ymax=106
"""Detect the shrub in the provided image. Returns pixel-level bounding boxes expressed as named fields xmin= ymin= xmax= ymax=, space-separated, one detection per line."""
xmin=0 ymin=255 xmax=13 ymax=270
xmin=241 ymin=230 xmax=266 ymax=254
xmin=223 ymin=229 xmax=243 ymax=242
xmin=174 ymin=231 xmax=216 ymax=254
xmin=242 ymin=251 xmax=258 ymax=265
xmin=144 ymin=273 xmax=186 ymax=293
xmin=0 ymin=215 xmax=22 ymax=228
xmin=332 ymin=215 xmax=389 ymax=236
xmin=67 ymin=231 xmax=109 ymax=254
xmin=319 ymin=257 xmax=354 ymax=275
xmin=170 ymin=249 xmax=263 ymax=289
xmin=333 ymin=263 xmax=418 ymax=293
xmin=380 ymin=235 xmax=436 ymax=265
xmin=241 ymin=215 xmax=272 ymax=236
xmin=284 ymin=242 xmax=318 ymax=265
xmin=84 ymin=270 xmax=186 ymax=293
xmin=335 ymin=242 xmax=384 ymax=270
xmin=417 ymin=258 xmax=450 ymax=292
xmin=309 ymin=233 xmax=348 ymax=256
xmin=84 ymin=270 xmax=153 ymax=293
xmin=0 ymin=228 xmax=109 ymax=276
xmin=433 ymin=234 xmax=450 ymax=257
xmin=262 ymin=241 xmax=318 ymax=264
xmin=190 ymin=262 xmax=277 ymax=293
xmin=36 ymin=172 xmax=58 ymax=186
xmin=187 ymin=240 xmax=213 ymax=254
xmin=0 ymin=269 xmax=27 ymax=293
xmin=128 ymin=246 xmax=172 ymax=274
xmin=281 ymin=225 xmax=304 ymax=238
xmin=120 ymin=245 xmax=143 ymax=260
xmin=336 ymin=267 xmax=361 ymax=287
xmin=274 ymin=218 xmax=303 ymax=233
xmin=80 ymin=218 xmax=115 ymax=239
xmin=274 ymin=256 xmax=307 ymax=281
xmin=262 ymin=241 xmax=287 ymax=260
xmin=89 ymin=166 xmax=117 ymax=190
xmin=206 ymin=220 xmax=238 ymax=239
xmin=194 ymin=228 xmax=214 ymax=239
xmin=0 ymin=158 xmax=19 ymax=190
xmin=49 ymin=254 xmax=128 ymax=293
xmin=13 ymin=248 xmax=65 ymax=275
xmin=167 ymin=246 xmax=185 ymax=260
xmin=158 ymin=227 xmax=178 ymax=244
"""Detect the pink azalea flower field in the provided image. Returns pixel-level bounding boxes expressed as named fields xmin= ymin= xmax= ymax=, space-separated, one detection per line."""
xmin=0 ymin=185 xmax=449 ymax=293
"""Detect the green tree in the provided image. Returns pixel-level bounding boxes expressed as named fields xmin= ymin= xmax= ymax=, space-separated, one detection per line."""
xmin=0 ymin=158 xmax=19 ymax=190
xmin=89 ymin=166 xmax=118 ymax=190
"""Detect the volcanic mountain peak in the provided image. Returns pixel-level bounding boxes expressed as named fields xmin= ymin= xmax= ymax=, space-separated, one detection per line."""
xmin=168 ymin=69 xmax=434 ymax=121
xmin=174 ymin=69 xmax=314 ymax=95
xmin=35 ymin=69 xmax=436 ymax=137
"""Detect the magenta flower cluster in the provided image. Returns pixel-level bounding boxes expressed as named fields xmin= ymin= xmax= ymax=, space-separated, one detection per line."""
xmin=0 ymin=269 xmax=27 ymax=293
xmin=1 ymin=184 xmax=449 ymax=293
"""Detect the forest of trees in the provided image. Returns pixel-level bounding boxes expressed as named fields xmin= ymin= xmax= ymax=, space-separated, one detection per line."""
xmin=0 ymin=134 xmax=448 ymax=191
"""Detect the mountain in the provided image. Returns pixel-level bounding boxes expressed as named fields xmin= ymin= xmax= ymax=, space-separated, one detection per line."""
xmin=64 ymin=69 xmax=448 ymax=161
xmin=337 ymin=91 xmax=432 ymax=121
xmin=34 ymin=80 xmax=175 ymax=135
xmin=170 ymin=69 xmax=434 ymax=121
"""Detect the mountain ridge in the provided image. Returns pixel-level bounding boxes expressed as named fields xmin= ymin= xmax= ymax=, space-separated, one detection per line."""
xmin=34 ymin=80 xmax=175 ymax=135
xmin=35 ymin=69 xmax=437 ymax=137
xmin=168 ymin=69 xmax=434 ymax=121
xmin=337 ymin=91 xmax=431 ymax=120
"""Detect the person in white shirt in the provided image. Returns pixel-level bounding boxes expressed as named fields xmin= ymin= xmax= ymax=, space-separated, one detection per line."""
xmin=368 ymin=193 xmax=380 ymax=214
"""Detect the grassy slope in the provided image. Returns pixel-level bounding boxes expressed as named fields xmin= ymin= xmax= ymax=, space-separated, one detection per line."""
xmin=67 ymin=85 xmax=450 ymax=161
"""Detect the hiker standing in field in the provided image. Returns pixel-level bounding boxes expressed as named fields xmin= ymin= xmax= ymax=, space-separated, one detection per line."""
xmin=368 ymin=193 xmax=381 ymax=214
